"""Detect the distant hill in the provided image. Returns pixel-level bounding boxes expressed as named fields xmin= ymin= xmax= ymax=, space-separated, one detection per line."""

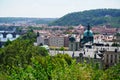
xmin=49 ymin=9 xmax=120 ymax=27
xmin=31 ymin=18 xmax=57 ymax=24
xmin=0 ymin=17 xmax=57 ymax=24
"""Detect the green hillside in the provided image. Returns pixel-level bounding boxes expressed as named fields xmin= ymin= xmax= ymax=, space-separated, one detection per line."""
xmin=0 ymin=17 xmax=57 ymax=24
xmin=49 ymin=9 xmax=120 ymax=27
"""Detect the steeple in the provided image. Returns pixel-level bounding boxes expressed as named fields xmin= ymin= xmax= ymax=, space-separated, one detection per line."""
xmin=87 ymin=24 xmax=90 ymax=36
xmin=87 ymin=24 xmax=90 ymax=31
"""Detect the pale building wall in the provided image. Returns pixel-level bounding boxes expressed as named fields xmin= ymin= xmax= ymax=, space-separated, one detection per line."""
xmin=104 ymin=51 xmax=120 ymax=68
xmin=49 ymin=36 xmax=64 ymax=47
xmin=37 ymin=35 xmax=44 ymax=46
xmin=69 ymin=42 xmax=80 ymax=51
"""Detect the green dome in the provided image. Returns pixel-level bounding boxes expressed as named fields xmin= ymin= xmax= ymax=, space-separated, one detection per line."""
xmin=83 ymin=30 xmax=93 ymax=37
xmin=80 ymin=24 xmax=94 ymax=44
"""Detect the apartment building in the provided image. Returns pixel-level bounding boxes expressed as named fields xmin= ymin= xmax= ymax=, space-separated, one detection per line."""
xmin=104 ymin=49 xmax=120 ymax=69
xmin=49 ymin=36 xmax=64 ymax=47
xmin=94 ymin=34 xmax=115 ymax=42
xmin=69 ymin=34 xmax=80 ymax=51
xmin=64 ymin=36 xmax=69 ymax=47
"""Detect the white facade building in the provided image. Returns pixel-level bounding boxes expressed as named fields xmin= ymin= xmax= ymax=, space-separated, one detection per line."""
xmin=37 ymin=35 xmax=44 ymax=46
xmin=104 ymin=50 xmax=120 ymax=68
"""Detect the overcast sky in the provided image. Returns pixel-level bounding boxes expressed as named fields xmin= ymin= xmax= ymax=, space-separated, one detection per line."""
xmin=0 ymin=0 xmax=120 ymax=18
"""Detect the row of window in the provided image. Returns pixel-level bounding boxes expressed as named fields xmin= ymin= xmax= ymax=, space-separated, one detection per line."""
xmin=106 ymin=54 xmax=118 ymax=64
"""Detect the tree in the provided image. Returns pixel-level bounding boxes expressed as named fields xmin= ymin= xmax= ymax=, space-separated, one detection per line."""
xmin=111 ymin=42 xmax=119 ymax=47
xmin=60 ymin=46 xmax=65 ymax=54
xmin=4 ymin=39 xmax=12 ymax=47
xmin=38 ymin=47 xmax=49 ymax=56
xmin=105 ymin=64 xmax=120 ymax=79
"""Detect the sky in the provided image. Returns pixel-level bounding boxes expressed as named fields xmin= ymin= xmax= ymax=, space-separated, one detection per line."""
xmin=0 ymin=0 xmax=120 ymax=18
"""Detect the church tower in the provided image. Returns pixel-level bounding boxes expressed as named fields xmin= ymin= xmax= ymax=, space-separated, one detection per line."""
xmin=80 ymin=24 xmax=94 ymax=44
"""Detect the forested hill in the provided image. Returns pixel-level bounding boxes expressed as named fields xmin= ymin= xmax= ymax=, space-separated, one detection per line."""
xmin=0 ymin=17 xmax=57 ymax=24
xmin=49 ymin=9 xmax=120 ymax=27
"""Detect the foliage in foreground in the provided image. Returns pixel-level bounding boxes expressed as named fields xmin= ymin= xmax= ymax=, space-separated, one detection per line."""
xmin=0 ymin=53 xmax=120 ymax=80
xmin=0 ymin=54 xmax=103 ymax=80
xmin=0 ymin=32 xmax=119 ymax=80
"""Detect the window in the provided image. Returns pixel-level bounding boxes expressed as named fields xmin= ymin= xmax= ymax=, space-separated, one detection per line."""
xmin=115 ymin=55 xmax=117 ymax=63
xmin=71 ymin=44 xmax=73 ymax=50
xmin=106 ymin=54 xmax=108 ymax=63
xmin=111 ymin=55 xmax=113 ymax=63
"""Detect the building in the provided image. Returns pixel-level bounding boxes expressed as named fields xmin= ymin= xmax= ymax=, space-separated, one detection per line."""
xmin=94 ymin=34 xmax=115 ymax=43
xmin=36 ymin=35 xmax=44 ymax=46
xmin=64 ymin=35 xmax=69 ymax=47
xmin=44 ymin=38 xmax=49 ymax=45
xmin=49 ymin=36 xmax=64 ymax=47
xmin=115 ymin=34 xmax=120 ymax=43
xmin=80 ymin=24 xmax=94 ymax=44
xmin=117 ymin=28 xmax=120 ymax=33
xmin=74 ymin=25 xmax=85 ymax=34
xmin=103 ymin=49 xmax=120 ymax=69
xmin=69 ymin=34 xmax=80 ymax=51
xmin=92 ymin=26 xmax=117 ymax=35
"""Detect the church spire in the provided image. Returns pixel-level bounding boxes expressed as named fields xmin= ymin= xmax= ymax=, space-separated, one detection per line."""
xmin=87 ymin=24 xmax=90 ymax=31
